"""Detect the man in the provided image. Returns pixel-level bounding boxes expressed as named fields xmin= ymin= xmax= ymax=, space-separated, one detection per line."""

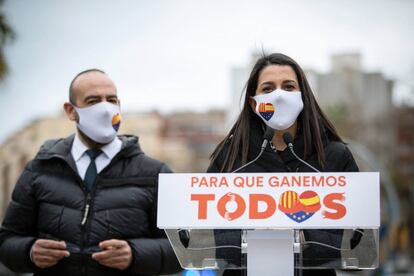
xmin=0 ymin=69 xmax=181 ymax=275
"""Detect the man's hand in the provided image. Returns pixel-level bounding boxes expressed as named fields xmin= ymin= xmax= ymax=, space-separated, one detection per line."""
xmin=31 ymin=239 xmax=70 ymax=269
xmin=92 ymin=239 xmax=132 ymax=270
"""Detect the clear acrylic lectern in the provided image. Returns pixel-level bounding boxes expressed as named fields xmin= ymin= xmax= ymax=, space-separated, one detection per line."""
xmin=158 ymin=172 xmax=380 ymax=275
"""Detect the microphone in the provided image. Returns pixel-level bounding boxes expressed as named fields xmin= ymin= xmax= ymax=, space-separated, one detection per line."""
xmin=178 ymin=229 xmax=190 ymax=248
xmin=282 ymin=132 xmax=320 ymax=172
xmin=232 ymin=128 xmax=274 ymax=173
xmin=350 ymin=228 xmax=364 ymax=249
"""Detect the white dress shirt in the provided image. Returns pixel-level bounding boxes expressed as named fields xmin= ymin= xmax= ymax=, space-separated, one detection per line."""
xmin=71 ymin=134 xmax=122 ymax=180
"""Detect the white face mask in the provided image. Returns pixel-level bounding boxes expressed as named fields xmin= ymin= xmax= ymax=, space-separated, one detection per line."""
xmin=253 ymin=89 xmax=303 ymax=130
xmin=73 ymin=102 xmax=121 ymax=144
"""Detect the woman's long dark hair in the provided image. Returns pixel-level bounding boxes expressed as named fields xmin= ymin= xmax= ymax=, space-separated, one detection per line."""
xmin=210 ymin=53 xmax=343 ymax=172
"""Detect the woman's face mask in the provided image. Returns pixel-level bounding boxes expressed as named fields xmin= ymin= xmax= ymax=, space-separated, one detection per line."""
xmin=252 ymin=89 xmax=303 ymax=130
xmin=73 ymin=101 xmax=121 ymax=144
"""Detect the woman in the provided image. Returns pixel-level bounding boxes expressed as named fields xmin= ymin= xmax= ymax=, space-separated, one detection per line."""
xmin=208 ymin=53 xmax=359 ymax=276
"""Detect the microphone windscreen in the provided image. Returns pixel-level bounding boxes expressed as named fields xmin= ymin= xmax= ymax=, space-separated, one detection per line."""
xmin=178 ymin=229 xmax=190 ymax=248
xmin=283 ymin=132 xmax=293 ymax=145
xmin=263 ymin=127 xmax=275 ymax=141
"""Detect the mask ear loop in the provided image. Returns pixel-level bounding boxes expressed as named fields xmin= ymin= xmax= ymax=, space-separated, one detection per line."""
xmin=248 ymin=96 xmax=258 ymax=114
xmin=250 ymin=96 xmax=271 ymax=134
xmin=74 ymin=109 xmax=80 ymax=123
xmin=71 ymin=104 xmax=81 ymax=123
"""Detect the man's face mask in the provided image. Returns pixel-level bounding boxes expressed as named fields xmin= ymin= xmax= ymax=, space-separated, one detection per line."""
xmin=253 ymin=89 xmax=303 ymax=130
xmin=73 ymin=102 xmax=121 ymax=144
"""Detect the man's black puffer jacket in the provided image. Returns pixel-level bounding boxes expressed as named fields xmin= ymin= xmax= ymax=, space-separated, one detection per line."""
xmin=0 ymin=135 xmax=181 ymax=276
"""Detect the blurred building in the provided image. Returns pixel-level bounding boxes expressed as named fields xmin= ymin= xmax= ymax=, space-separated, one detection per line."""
xmin=306 ymin=53 xmax=395 ymax=168
xmin=162 ymin=110 xmax=226 ymax=173
xmin=395 ymin=106 xmax=414 ymax=186
xmin=394 ymin=106 xmax=414 ymax=259
xmin=228 ymin=66 xmax=248 ymax=129
xmin=228 ymin=52 xmax=264 ymax=128
xmin=0 ymin=110 xmax=226 ymax=218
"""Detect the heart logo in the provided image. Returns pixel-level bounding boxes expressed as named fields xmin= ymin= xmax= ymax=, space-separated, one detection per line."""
xmin=278 ymin=190 xmax=321 ymax=223
xmin=258 ymin=103 xmax=274 ymax=121
xmin=112 ymin=113 xmax=121 ymax=131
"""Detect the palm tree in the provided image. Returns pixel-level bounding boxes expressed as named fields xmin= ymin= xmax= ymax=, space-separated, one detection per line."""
xmin=0 ymin=0 xmax=14 ymax=80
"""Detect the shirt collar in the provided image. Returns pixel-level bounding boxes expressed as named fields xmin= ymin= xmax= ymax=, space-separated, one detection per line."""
xmin=100 ymin=136 xmax=122 ymax=160
xmin=71 ymin=134 xmax=89 ymax=162
xmin=71 ymin=134 xmax=122 ymax=161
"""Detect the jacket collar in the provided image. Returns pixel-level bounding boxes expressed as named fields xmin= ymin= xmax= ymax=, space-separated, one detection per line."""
xmin=247 ymin=119 xmax=287 ymax=172
xmin=247 ymin=120 xmax=329 ymax=171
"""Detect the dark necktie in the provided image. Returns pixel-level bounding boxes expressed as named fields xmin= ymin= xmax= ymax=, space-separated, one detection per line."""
xmin=84 ymin=149 xmax=102 ymax=192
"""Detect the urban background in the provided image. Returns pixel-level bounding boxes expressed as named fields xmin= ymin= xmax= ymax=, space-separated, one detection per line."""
xmin=1 ymin=0 xmax=413 ymax=275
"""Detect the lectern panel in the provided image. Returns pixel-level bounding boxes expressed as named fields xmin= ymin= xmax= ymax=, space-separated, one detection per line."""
xmin=164 ymin=228 xmax=378 ymax=271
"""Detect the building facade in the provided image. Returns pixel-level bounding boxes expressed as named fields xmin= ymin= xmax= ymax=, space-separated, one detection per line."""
xmin=306 ymin=53 xmax=395 ymax=168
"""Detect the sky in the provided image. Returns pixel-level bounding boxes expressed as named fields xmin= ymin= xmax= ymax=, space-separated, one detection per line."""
xmin=0 ymin=0 xmax=413 ymax=143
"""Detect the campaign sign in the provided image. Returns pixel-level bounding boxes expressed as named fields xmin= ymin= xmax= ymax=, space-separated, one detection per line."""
xmin=157 ymin=172 xmax=380 ymax=229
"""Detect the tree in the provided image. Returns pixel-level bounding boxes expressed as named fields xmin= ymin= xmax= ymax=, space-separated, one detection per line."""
xmin=0 ymin=0 xmax=14 ymax=80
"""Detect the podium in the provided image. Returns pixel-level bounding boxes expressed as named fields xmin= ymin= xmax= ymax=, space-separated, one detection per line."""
xmin=158 ymin=172 xmax=380 ymax=275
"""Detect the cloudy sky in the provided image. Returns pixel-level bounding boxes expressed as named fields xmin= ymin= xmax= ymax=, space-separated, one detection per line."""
xmin=0 ymin=0 xmax=413 ymax=142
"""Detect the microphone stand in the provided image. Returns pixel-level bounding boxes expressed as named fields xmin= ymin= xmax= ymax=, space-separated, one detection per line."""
xmin=232 ymin=128 xmax=274 ymax=173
